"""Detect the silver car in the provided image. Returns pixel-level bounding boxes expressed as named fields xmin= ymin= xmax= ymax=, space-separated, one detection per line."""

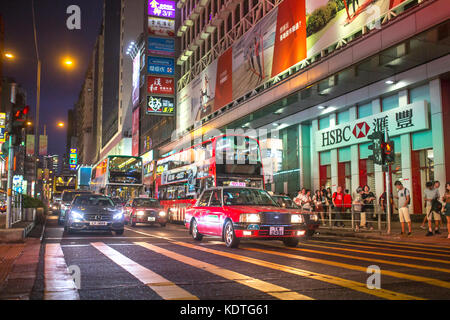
xmin=64 ymin=194 xmax=125 ymax=235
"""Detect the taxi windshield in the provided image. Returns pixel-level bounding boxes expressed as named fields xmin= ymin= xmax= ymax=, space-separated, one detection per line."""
xmin=132 ymin=198 xmax=160 ymax=207
xmin=223 ymin=188 xmax=277 ymax=206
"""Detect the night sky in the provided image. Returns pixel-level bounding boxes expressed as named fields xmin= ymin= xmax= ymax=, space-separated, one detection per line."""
xmin=0 ymin=0 xmax=103 ymax=156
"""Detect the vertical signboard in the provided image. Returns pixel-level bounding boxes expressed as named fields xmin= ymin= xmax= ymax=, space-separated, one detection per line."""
xmin=39 ymin=135 xmax=47 ymax=156
xmin=0 ymin=113 xmax=6 ymax=143
xmin=148 ymin=0 xmax=176 ymax=18
xmin=132 ymin=51 xmax=141 ymax=107
xmin=132 ymin=108 xmax=140 ymax=156
xmin=148 ymin=37 xmax=175 ymax=56
xmin=26 ymin=135 xmax=35 ymax=155
xmin=69 ymin=148 xmax=77 ymax=170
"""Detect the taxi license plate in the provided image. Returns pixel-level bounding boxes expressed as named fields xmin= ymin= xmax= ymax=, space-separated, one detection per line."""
xmin=269 ymin=227 xmax=284 ymax=236
xmin=89 ymin=221 xmax=107 ymax=226
xmin=148 ymin=217 xmax=156 ymax=222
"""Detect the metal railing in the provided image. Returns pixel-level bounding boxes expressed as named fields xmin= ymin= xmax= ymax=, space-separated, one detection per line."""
xmin=302 ymin=203 xmax=388 ymax=232
xmin=8 ymin=191 xmax=23 ymax=227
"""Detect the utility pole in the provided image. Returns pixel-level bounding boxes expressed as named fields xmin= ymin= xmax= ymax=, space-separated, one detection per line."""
xmin=6 ymin=134 xmax=14 ymax=229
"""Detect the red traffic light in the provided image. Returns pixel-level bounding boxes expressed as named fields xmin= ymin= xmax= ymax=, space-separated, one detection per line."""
xmin=23 ymin=105 xmax=30 ymax=115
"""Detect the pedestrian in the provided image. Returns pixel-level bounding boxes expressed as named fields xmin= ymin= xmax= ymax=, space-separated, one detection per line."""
xmin=344 ymin=189 xmax=352 ymax=214
xmin=443 ymin=182 xmax=450 ymax=239
xmin=353 ymin=187 xmax=364 ymax=231
xmin=313 ymin=190 xmax=325 ymax=225
xmin=361 ymin=185 xmax=376 ymax=230
xmin=394 ymin=181 xmax=412 ymax=236
xmin=421 ymin=181 xmax=441 ymax=229
xmin=423 ymin=181 xmax=441 ymax=236
xmin=332 ymin=186 xmax=345 ymax=227
xmin=325 ymin=187 xmax=332 ymax=218
xmin=293 ymin=188 xmax=305 ymax=207
xmin=379 ymin=191 xmax=394 ymax=222
xmin=302 ymin=189 xmax=313 ymax=212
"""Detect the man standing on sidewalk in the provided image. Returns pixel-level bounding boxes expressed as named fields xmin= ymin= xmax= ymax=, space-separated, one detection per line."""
xmin=332 ymin=186 xmax=345 ymax=227
xmin=394 ymin=181 xmax=412 ymax=236
xmin=424 ymin=181 xmax=441 ymax=236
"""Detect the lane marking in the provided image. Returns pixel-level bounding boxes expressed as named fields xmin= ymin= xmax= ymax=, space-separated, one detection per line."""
xmin=250 ymin=241 xmax=450 ymax=274
xmin=363 ymin=238 xmax=450 ymax=250
xmin=91 ymin=242 xmax=198 ymax=300
xmin=308 ymin=240 xmax=450 ymax=264
xmin=46 ymin=236 xmax=157 ymax=240
xmin=170 ymin=241 xmax=423 ymax=300
xmin=44 ymin=244 xmax=79 ymax=300
xmin=135 ymin=242 xmax=312 ymax=300
xmin=243 ymin=246 xmax=450 ymax=290
xmin=337 ymin=239 xmax=450 ymax=255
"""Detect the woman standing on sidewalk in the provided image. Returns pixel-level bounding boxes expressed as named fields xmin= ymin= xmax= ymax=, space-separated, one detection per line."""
xmin=443 ymin=182 xmax=450 ymax=239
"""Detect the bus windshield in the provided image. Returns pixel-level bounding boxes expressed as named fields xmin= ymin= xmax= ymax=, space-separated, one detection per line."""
xmin=216 ymin=136 xmax=261 ymax=164
xmin=108 ymin=156 xmax=142 ymax=184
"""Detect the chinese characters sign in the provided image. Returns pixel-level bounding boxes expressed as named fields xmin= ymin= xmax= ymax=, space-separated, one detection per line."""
xmin=69 ymin=148 xmax=77 ymax=170
xmin=315 ymin=100 xmax=429 ymax=152
xmin=0 ymin=113 xmax=5 ymax=142
xmin=147 ymin=96 xmax=174 ymax=115
xmin=148 ymin=17 xmax=175 ymax=37
xmin=147 ymin=56 xmax=174 ymax=76
xmin=148 ymin=0 xmax=175 ymax=19
xmin=147 ymin=76 xmax=174 ymax=95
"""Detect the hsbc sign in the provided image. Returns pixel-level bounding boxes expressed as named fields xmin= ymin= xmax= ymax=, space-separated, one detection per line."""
xmin=315 ymin=100 xmax=429 ymax=152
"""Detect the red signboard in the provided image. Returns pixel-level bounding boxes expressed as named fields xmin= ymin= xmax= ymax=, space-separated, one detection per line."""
xmin=271 ymin=0 xmax=307 ymax=78
xmin=147 ymin=76 xmax=175 ymax=95
xmin=214 ymin=48 xmax=233 ymax=110
xmin=132 ymin=108 xmax=140 ymax=157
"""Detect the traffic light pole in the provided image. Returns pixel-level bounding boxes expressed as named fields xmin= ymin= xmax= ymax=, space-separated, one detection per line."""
xmin=6 ymin=134 xmax=14 ymax=229
xmin=384 ymin=127 xmax=391 ymax=235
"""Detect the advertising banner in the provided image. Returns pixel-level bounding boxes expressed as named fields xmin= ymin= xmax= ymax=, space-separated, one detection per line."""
xmin=148 ymin=0 xmax=176 ymax=19
xmin=0 ymin=113 xmax=6 ymax=143
xmin=69 ymin=148 xmax=78 ymax=170
xmin=148 ymin=17 xmax=175 ymax=37
xmin=315 ymin=100 xmax=429 ymax=152
xmin=147 ymin=56 xmax=174 ymax=76
xmin=132 ymin=108 xmax=140 ymax=157
xmin=26 ymin=135 xmax=35 ymax=155
xmin=147 ymin=76 xmax=174 ymax=95
xmin=132 ymin=51 xmax=141 ymax=107
xmin=147 ymin=96 xmax=175 ymax=115
xmin=39 ymin=135 xmax=47 ymax=156
xmin=148 ymin=37 xmax=175 ymax=56
xmin=305 ymin=0 xmax=408 ymax=58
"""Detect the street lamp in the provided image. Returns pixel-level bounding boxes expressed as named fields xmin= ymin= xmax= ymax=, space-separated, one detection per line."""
xmin=57 ymin=122 xmax=65 ymax=128
xmin=4 ymin=52 xmax=15 ymax=59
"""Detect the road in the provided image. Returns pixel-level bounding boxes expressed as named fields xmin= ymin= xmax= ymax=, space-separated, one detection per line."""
xmin=30 ymin=215 xmax=450 ymax=300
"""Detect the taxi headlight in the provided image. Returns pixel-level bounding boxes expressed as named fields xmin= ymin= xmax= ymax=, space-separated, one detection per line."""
xmin=239 ymin=213 xmax=261 ymax=223
xmin=310 ymin=214 xmax=319 ymax=222
xmin=136 ymin=210 xmax=145 ymax=216
xmin=291 ymin=214 xmax=304 ymax=224
xmin=159 ymin=211 xmax=166 ymax=217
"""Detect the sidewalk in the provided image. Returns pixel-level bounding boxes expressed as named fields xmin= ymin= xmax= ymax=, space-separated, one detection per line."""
xmin=318 ymin=221 xmax=450 ymax=245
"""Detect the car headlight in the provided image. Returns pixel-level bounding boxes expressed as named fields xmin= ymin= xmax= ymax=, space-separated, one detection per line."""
xmin=113 ymin=211 xmax=124 ymax=220
xmin=61 ymin=204 xmax=68 ymax=210
xmin=136 ymin=210 xmax=145 ymax=216
xmin=239 ymin=213 xmax=261 ymax=223
xmin=291 ymin=214 xmax=304 ymax=224
xmin=70 ymin=211 xmax=84 ymax=221
xmin=159 ymin=211 xmax=166 ymax=217
xmin=310 ymin=214 xmax=319 ymax=222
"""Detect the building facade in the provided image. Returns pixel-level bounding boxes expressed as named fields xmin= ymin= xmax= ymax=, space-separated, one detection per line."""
xmin=155 ymin=0 xmax=450 ymax=214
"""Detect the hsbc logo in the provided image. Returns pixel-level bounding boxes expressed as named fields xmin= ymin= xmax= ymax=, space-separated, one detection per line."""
xmin=353 ymin=122 xmax=370 ymax=139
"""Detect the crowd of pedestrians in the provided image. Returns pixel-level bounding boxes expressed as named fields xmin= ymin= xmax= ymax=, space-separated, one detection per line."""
xmin=289 ymin=180 xmax=450 ymax=238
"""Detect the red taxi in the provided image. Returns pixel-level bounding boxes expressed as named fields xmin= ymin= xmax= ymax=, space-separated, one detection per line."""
xmin=124 ymin=197 xmax=168 ymax=227
xmin=185 ymin=187 xmax=307 ymax=248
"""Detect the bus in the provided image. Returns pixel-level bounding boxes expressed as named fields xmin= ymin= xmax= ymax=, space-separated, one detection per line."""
xmin=155 ymin=135 xmax=264 ymax=223
xmin=91 ymin=155 xmax=143 ymax=199
xmin=53 ymin=175 xmax=77 ymax=196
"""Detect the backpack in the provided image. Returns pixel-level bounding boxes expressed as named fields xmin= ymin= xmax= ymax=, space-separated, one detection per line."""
xmin=431 ymin=198 xmax=442 ymax=212
xmin=403 ymin=188 xmax=410 ymax=205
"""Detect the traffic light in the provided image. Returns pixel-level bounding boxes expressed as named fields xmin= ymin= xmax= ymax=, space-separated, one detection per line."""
xmin=11 ymin=105 xmax=29 ymax=146
xmin=382 ymin=140 xmax=395 ymax=165
xmin=367 ymin=131 xmax=384 ymax=165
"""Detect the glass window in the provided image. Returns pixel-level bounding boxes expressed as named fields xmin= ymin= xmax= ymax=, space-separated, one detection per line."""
xmin=320 ymin=151 xmax=331 ymax=166
xmin=197 ymin=190 xmax=212 ymax=207
xmin=358 ymin=102 xmax=372 ymax=119
xmin=412 ymin=130 xmax=433 ymax=151
xmin=319 ymin=117 xmax=330 ymax=130
xmin=410 ymin=84 xmax=430 ymax=103
xmin=222 ymin=188 xmax=277 ymax=206
xmin=382 ymin=95 xmax=399 ymax=111
xmin=338 ymin=147 xmax=351 ymax=162
xmin=337 ymin=110 xmax=349 ymax=124
xmin=209 ymin=190 xmax=222 ymax=207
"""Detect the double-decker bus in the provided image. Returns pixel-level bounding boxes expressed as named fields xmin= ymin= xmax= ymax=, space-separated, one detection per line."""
xmin=155 ymin=135 xmax=264 ymax=223
xmin=53 ymin=175 xmax=77 ymax=195
xmin=91 ymin=155 xmax=143 ymax=199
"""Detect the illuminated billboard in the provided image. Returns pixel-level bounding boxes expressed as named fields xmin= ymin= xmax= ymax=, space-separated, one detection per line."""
xmin=132 ymin=51 xmax=141 ymax=107
xmin=147 ymin=76 xmax=174 ymax=95
xmin=147 ymin=96 xmax=174 ymax=116
xmin=148 ymin=17 xmax=175 ymax=37
xmin=147 ymin=56 xmax=174 ymax=76
xmin=148 ymin=37 xmax=175 ymax=56
xmin=69 ymin=148 xmax=77 ymax=170
xmin=132 ymin=108 xmax=140 ymax=156
xmin=148 ymin=0 xmax=176 ymax=19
